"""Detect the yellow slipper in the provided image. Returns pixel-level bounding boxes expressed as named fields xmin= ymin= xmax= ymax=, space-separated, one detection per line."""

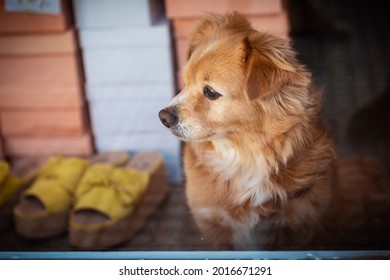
xmin=13 ymin=152 xmax=129 ymax=239
xmin=0 ymin=159 xmax=39 ymax=231
xmin=69 ymin=152 xmax=169 ymax=249
xmin=0 ymin=161 xmax=23 ymax=208
xmin=0 ymin=161 xmax=8 ymax=185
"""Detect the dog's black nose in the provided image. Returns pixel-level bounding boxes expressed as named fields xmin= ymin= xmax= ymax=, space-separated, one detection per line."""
xmin=159 ymin=107 xmax=178 ymax=128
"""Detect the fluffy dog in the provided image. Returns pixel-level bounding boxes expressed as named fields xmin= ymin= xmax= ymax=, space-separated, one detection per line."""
xmin=159 ymin=13 xmax=336 ymax=249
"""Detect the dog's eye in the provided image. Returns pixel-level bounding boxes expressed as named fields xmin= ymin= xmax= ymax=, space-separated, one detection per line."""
xmin=203 ymin=86 xmax=222 ymax=100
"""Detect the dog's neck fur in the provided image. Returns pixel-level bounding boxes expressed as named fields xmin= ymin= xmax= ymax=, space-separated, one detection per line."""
xmin=191 ymin=133 xmax=289 ymax=207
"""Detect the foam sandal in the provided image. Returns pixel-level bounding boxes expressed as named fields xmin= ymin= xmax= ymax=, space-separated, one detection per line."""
xmin=13 ymin=152 xmax=129 ymax=239
xmin=69 ymin=152 xmax=169 ymax=249
xmin=0 ymin=159 xmax=41 ymax=231
xmin=0 ymin=161 xmax=23 ymax=231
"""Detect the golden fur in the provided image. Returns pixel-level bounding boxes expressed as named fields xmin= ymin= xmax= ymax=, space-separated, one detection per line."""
xmin=160 ymin=13 xmax=336 ymax=249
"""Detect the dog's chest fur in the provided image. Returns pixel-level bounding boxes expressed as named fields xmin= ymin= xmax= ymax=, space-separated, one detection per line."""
xmin=205 ymin=139 xmax=275 ymax=206
xmin=185 ymin=140 xmax=285 ymax=248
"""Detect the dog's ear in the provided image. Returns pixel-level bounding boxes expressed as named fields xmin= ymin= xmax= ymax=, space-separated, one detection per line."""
xmin=243 ymin=34 xmax=295 ymax=100
xmin=187 ymin=13 xmax=252 ymax=60
xmin=186 ymin=17 xmax=218 ymax=60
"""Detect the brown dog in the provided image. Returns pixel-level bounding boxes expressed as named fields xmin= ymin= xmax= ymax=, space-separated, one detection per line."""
xmin=159 ymin=13 xmax=336 ymax=249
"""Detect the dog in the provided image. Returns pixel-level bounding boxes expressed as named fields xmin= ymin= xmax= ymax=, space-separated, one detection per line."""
xmin=159 ymin=13 xmax=336 ymax=250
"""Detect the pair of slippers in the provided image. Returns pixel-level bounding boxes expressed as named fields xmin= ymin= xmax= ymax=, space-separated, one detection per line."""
xmin=0 ymin=152 xmax=169 ymax=249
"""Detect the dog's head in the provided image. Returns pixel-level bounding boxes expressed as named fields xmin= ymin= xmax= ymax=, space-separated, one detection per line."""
xmin=159 ymin=13 xmax=310 ymax=142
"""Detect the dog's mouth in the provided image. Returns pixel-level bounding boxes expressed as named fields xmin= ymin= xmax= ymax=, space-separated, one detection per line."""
xmin=169 ymin=125 xmax=186 ymax=139
xmin=170 ymin=125 xmax=215 ymax=142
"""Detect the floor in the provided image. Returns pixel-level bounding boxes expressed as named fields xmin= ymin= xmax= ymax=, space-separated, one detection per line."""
xmin=1 ymin=0 xmax=389 ymax=252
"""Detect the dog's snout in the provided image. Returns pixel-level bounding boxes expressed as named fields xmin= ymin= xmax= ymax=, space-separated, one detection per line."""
xmin=159 ymin=107 xmax=178 ymax=128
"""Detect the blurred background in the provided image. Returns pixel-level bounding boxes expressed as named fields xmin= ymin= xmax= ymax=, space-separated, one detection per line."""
xmin=0 ymin=0 xmax=389 ymax=253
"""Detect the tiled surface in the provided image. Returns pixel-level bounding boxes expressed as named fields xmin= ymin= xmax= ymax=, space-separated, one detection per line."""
xmin=1 ymin=0 xmax=389 ymax=252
